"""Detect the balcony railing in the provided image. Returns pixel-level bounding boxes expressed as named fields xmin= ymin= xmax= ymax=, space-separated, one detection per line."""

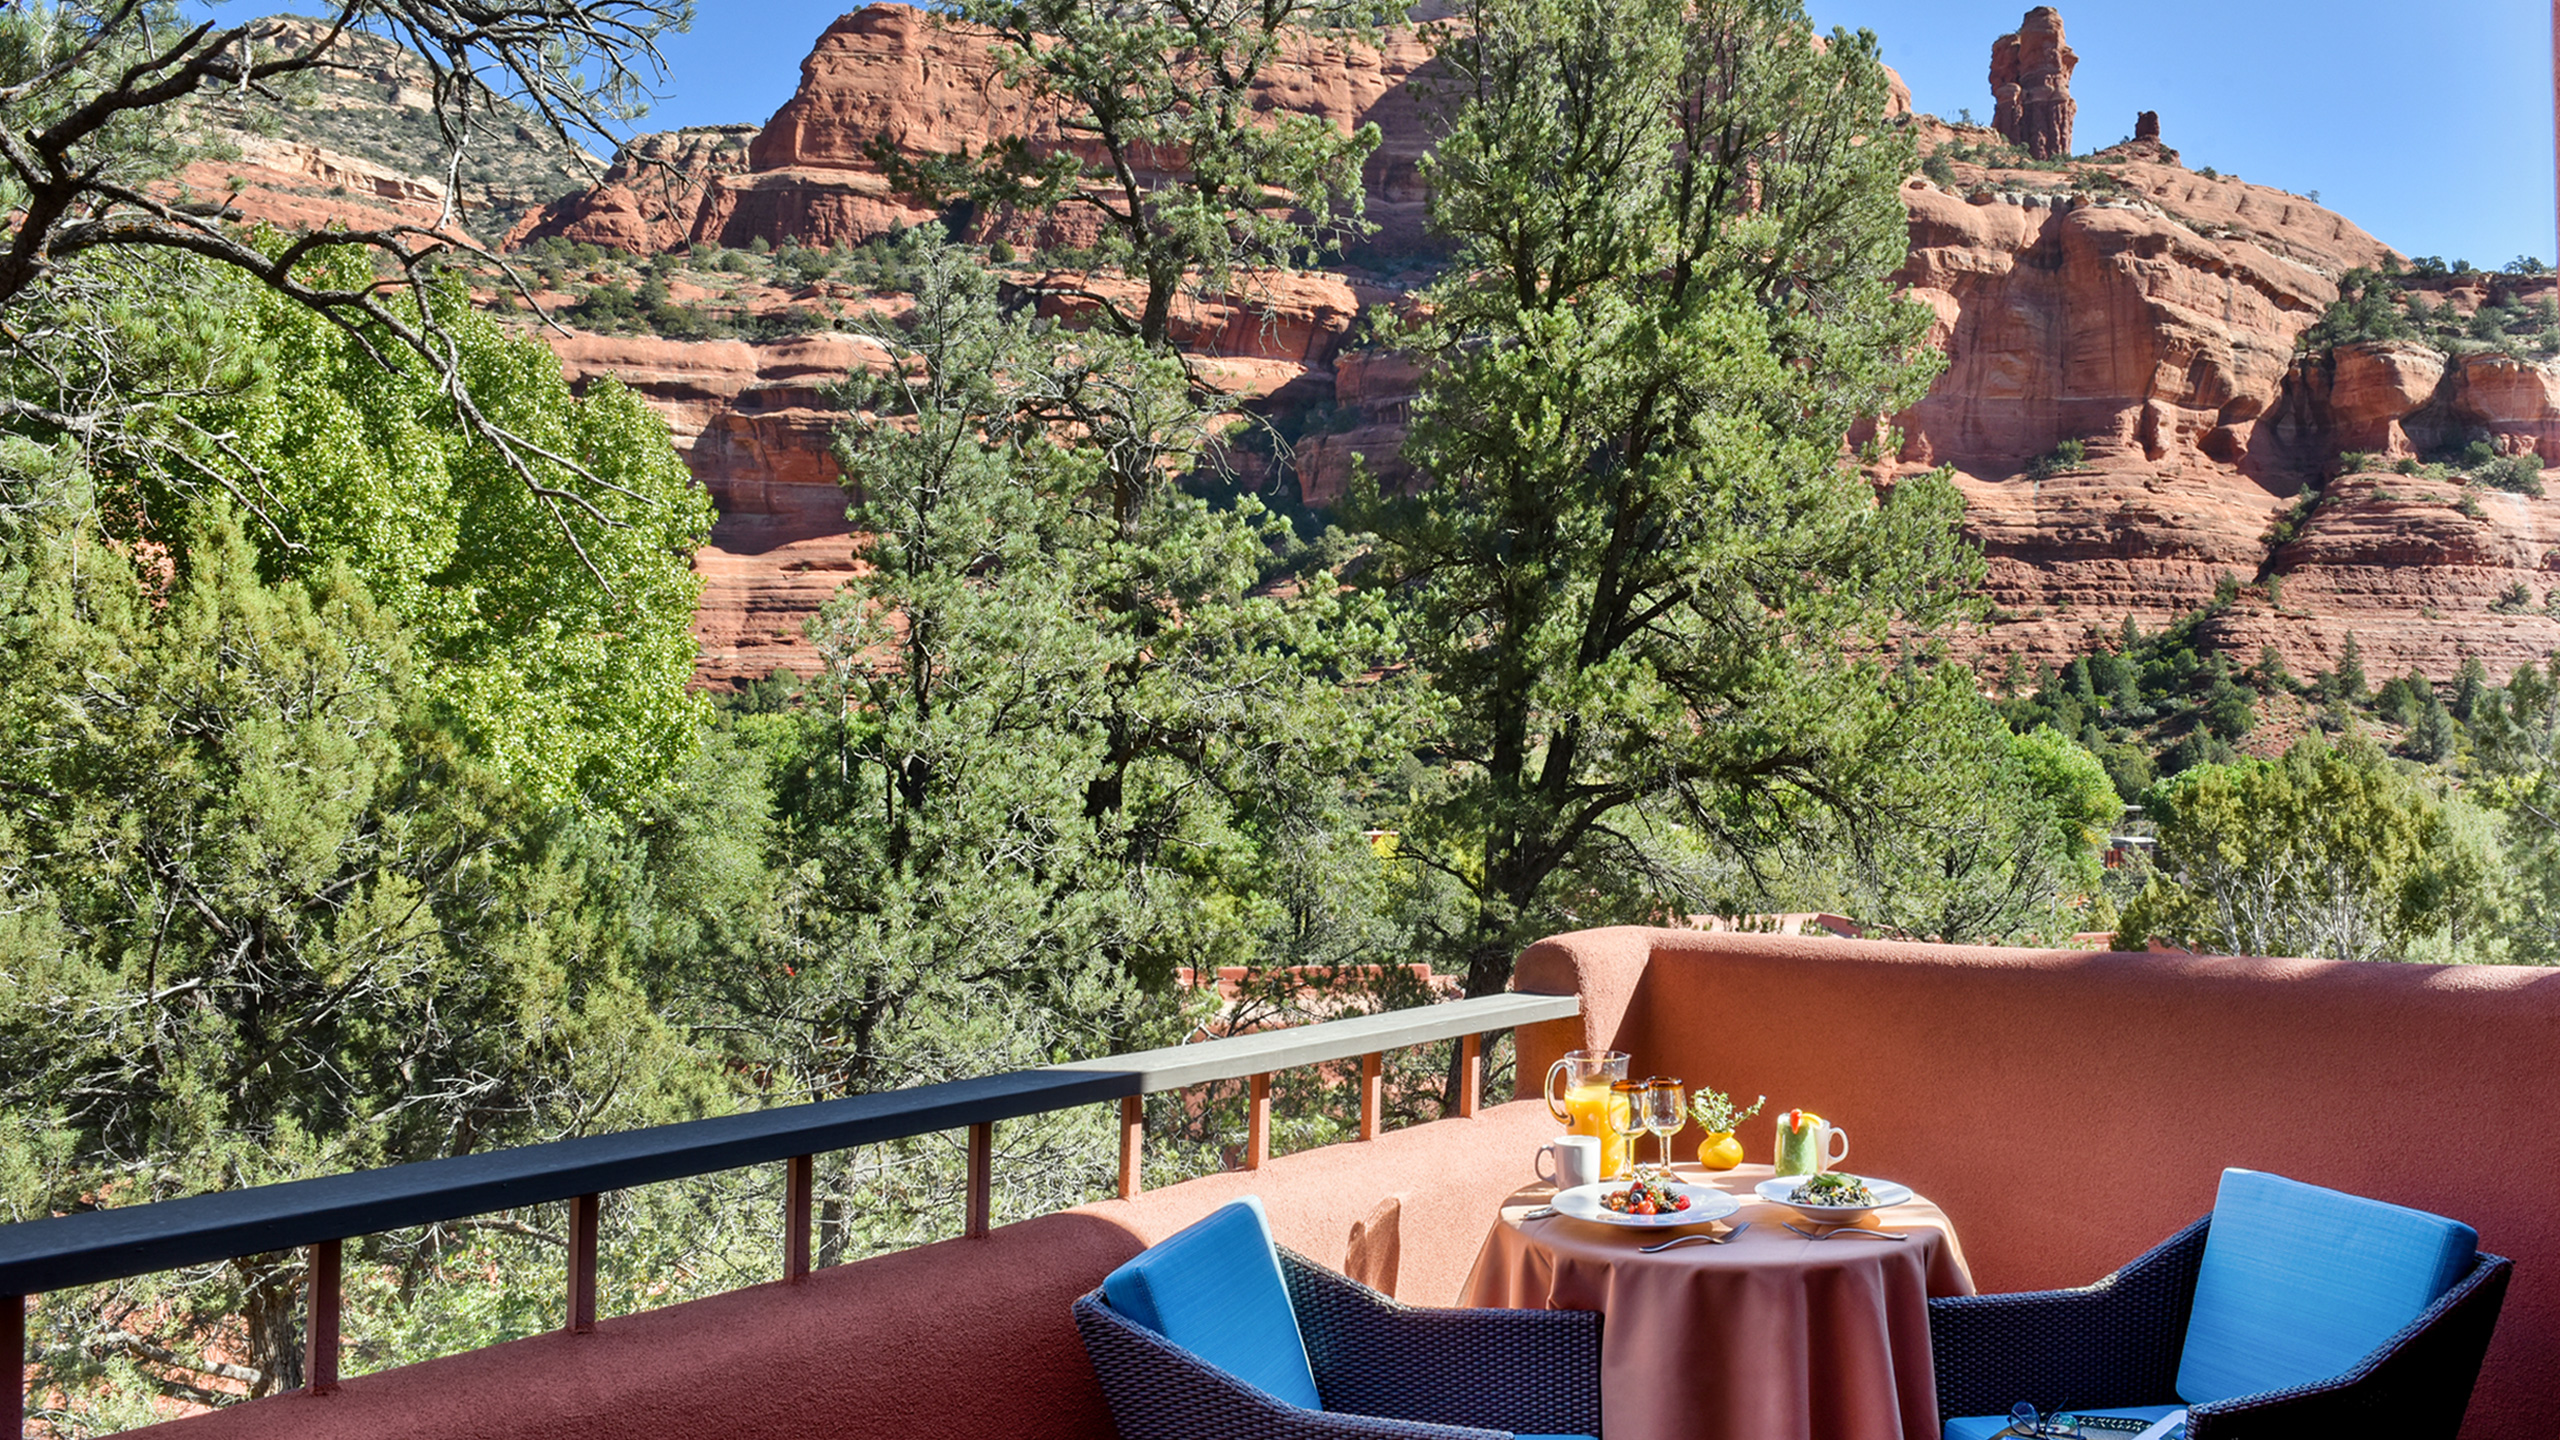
xmin=0 ymin=989 xmax=1576 ymax=1435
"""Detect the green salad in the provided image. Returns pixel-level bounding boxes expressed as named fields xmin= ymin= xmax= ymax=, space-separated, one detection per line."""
xmin=1788 ymin=1172 xmax=1879 ymax=1207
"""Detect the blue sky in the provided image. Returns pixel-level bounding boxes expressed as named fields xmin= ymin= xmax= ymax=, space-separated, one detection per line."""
xmin=628 ymin=1 xmax=2554 ymax=267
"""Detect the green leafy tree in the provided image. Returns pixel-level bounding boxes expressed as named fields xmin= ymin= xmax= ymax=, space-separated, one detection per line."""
xmin=713 ymin=237 xmax=1418 ymax=1252
xmin=1354 ymin=0 xmax=1982 ymax=994
xmin=10 ymin=245 xmax=713 ymax=806
xmin=895 ymin=0 xmax=1384 ymax=348
xmin=2114 ymin=737 xmax=2490 ymax=961
xmin=0 ymin=490 xmax=723 ymax=1411
xmin=1847 ymin=712 xmax=2119 ymax=944
xmin=0 ymin=1 xmax=689 ymax=546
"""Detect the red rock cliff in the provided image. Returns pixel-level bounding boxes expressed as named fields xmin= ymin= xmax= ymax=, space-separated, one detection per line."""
xmin=524 ymin=5 xmax=1448 ymax=260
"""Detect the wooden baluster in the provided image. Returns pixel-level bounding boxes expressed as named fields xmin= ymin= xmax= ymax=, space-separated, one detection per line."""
xmin=306 ymin=1239 xmax=341 ymax=1396
xmin=965 ymin=1122 xmax=993 ymax=1239
xmin=1359 ymin=1053 xmax=1383 ymax=1141
xmin=785 ymin=1155 xmax=814 ymax=1282
xmin=1117 ymin=1096 xmax=1145 ymax=1201
xmin=1457 ymin=1033 xmax=1483 ymax=1118
xmin=1246 ymin=1073 xmax=1272 ymax=1169
xmin=567 ymin=1194 xmax=600 ymax=1334
xmin=7 ymin=1293 xmax=23 ymax=1440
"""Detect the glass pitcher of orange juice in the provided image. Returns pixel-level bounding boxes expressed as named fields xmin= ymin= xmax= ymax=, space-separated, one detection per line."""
xmin=1543 ymin=1050 xmax=1633 ymax=1179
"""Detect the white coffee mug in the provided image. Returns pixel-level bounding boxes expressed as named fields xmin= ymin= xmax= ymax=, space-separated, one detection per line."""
xmin=1536 ymin=1133 xmax=1602 ymax=1190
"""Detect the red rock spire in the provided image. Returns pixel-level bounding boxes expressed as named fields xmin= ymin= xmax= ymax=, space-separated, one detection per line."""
xmin=1990 ymin=6 xmax=2078 ymax=161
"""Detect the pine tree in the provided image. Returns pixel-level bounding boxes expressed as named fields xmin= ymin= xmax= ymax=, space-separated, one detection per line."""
xmin=1355 ymin=0 xmax=1985 ymax=994
xmin=2335 ymin=632 xmax=2369 ymax=705
xmin=2452 ymin=655 xmax=2489 ymax=722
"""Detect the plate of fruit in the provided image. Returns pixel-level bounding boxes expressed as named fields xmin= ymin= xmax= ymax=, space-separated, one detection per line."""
xmin=1754 ymin=1171 xmax=1914 ymax=1221
xmin=1554 ymin=1174 xmax=1742 ymax=1228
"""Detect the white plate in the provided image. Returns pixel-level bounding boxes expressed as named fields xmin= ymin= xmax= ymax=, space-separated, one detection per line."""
xmin=1553 ymin=1179 xmax=1742 ymax=1228
xmin=1755 ymin=1174 xmax=1914 ymax=1220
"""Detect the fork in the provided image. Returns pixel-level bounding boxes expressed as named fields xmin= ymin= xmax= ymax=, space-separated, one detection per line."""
xmin=1784 ymin=1221 xmax=1909 ymax=1242
xmin=1640 ymin=1223 xmax=1750 ymax=1252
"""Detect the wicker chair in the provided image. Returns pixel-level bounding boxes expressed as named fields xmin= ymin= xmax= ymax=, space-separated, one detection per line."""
xmin=1930 ymin=1170 xmax=2512 ymax=1440
xmin=1073 ymin=1197 xmax=1600 ymax=1440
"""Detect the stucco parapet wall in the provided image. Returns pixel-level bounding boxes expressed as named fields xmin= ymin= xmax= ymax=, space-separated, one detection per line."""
xmin=108 ymin=931 xmax=2560 ymax=1440
xmin=1515 ymin=925 xmax=2560 ymax=1440
xmin=122 ymin=1099 xmax=1559 ymax=1440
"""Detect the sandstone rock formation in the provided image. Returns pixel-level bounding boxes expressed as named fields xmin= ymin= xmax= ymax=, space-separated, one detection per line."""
xmin=546 ymin=328 xmax=894 ymax=684
xmin=176 ymin=16 xmax=600 ymax=243
xmin=1990 ymin=7 xmax=2076 ymax=160
xmin=2261 ymin=319 xmax=2560 ymax=469
xmin=521 ymin=5 xmax=1452 ymax=262
xmin=2214 ymin=474 xmax=2560 ymax=681
xmin=511 ymin=127 xmax=759 ymax=254
xmin=508 ymin=3 xmax=2551 ymax=696
xmin=2134 ymin=111 xmax=2160 ymax=144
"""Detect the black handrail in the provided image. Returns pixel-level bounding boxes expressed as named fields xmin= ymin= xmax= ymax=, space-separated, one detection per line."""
xmin=0 ymin=990 xmax=1577 ymax=1298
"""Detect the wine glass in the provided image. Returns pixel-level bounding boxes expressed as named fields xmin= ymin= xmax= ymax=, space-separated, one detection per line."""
xmin=1645 ymin=1078 xmax=1686 ymax=1174
xmin=1607 ymin=1080 xmax=1652 ymax=1179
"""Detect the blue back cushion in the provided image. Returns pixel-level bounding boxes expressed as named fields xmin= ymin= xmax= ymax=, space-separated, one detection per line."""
xmin=2177 ymin=1169 xmax=2476 ymax=1403
xmin=1101 ymin=1196 xmax=1323 ymax=1411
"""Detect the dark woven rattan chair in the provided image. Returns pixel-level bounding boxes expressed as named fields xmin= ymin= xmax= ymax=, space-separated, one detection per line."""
xmin=1073 ymin=1197 xmax=1600 ymax=1440
xmin=1930 ymin=1171 xmax=2512 ymax=1440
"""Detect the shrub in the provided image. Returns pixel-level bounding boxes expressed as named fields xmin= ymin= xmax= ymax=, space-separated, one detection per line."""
xmin=2479 ymin=452 xmax=2547 ymax=497
xmin=566 ymin=280 xmax=640 ymax=328
xmin=2027 ymin=437 xmax=2088 ymax=479
xmin=2492 ymin=581 xmax=2534 ymax=615
xmin=2266 ymin=486 xmax=2325 ymax=547
xmin=988 ymin=238 xmax=1017 ymax=263
xmin=2297 ymin=267 xmax=2411 ymax=351
xmin=2375 ymin=673 xmax=2429 ymax=727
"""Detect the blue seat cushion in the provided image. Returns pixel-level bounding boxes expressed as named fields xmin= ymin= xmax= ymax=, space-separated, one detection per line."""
xmin=1944 ymin=1406 xmax=2183 ymax=1440
xmin=2176 ymin=1169 xmax=2476 ymax=1404
xmin=1101 ymin=1196 xmax=1323 ymax=1411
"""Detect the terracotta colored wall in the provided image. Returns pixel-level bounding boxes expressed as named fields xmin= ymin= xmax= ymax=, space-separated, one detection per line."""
xmin=121 ymin=1101 xmax=1560 ymax=1440
xmin=117 ymin=929 xmax=2557 ymax=1440
xmin=1517 ymin=927 xmax=2560 ymax=1440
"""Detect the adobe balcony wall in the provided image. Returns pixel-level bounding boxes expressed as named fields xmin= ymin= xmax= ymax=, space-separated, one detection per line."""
xmin=118 ymin=1097 xmax=1563 ymax=1440
xmin=118 ymin=930 xmax=2557 ymax=1440
xmin=1515 ymin=928 xmax=2560 ymax=1440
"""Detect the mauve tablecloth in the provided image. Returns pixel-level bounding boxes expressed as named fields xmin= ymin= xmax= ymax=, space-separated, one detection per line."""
xmin=1459 ymin=1164 xmax=1974 ymax=1440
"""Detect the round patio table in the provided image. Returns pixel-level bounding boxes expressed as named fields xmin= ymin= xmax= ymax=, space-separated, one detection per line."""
xmin=1459 ymin=1163 xmax=1975 ymax=1440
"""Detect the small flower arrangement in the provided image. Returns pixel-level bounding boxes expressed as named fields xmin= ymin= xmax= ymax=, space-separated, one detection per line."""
xmin=1689 ymin=1086 xmax=1766 ymax=1136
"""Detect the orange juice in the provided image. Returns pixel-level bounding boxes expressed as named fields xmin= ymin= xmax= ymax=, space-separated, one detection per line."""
xmin=1562 ymin=1081 xmax=1635 ymax=1178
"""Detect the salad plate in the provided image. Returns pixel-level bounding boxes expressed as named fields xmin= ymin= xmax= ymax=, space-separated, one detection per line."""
xmin=1553 ymin=1178 xmax=1742 ymax=1229
xmin=1755 ymin=1173 xmax=1914 ymax=1221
